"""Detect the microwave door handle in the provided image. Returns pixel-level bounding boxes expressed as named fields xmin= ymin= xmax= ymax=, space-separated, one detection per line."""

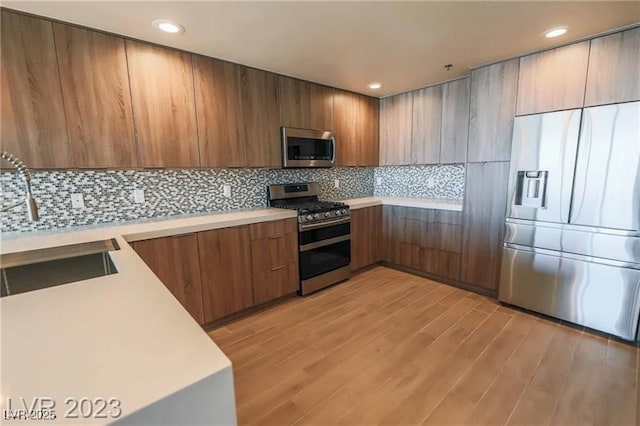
xmin=331 ymin=138 xmax=336 ymax=164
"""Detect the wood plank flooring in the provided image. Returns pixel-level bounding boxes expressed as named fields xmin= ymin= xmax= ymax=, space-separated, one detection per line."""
xmin=208 ymin=266 xmax=640 ymax=425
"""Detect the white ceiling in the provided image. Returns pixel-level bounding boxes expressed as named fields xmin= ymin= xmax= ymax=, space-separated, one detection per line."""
xmin=4 ymin=1 xmax=640 ymax=97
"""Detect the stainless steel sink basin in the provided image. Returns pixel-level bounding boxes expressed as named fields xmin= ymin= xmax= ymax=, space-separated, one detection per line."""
xmin=1 ymin=239 xmax=120 ymax=297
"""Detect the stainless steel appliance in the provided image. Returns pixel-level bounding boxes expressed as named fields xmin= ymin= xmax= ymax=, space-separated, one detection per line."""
xmin=281 ymin=127 xmax=336 ymax=168
xmin=499 ymin=101 xmax=640 ymax=341
xmin=268 ymin=183 xmax=350 ymax=295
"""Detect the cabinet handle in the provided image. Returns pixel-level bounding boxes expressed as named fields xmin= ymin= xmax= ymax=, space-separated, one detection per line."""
xmin=271 ymin=265 xmax=286 ymax=271
xmin=268 ymin=234 xmax=284 ymax=239
xmin=171 ymin=233 xmax=195 ymax=238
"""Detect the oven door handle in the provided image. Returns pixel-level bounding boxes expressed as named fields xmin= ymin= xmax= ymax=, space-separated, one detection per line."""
xmin=299 ymin=216 xmax=351 ymax=231
xmin=300 ymin=234 xmax=350 ymax=252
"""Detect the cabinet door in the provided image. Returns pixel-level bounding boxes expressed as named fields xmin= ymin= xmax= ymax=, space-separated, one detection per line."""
xmin=193 ymin=56 xmax=245 ymax=167
xmin=241 ymin=67 xmax=281 ymax=168
xmin=380 ymin=93 xmax=413 ymax=165
xmin=516 ymin=41 xmax=590 ymax=115
xmin=126 ymin=40 xmax=199 ymax=167
xmin=334 ymin=90 xmax=359 ymax=166
xmin=198 ymin=226 xmax=253 ymax=322
xmin=440 ymin=78 xmax=469 ymax=164
xmin=468 ymin=59 xmax=519 ymax=162
xmin=279 ymin=76 xmax=310 ymax=128
xmin=359 ymin=95 xmax=380 ymax=166
xmin=411 ymin=85 xmax=442 ymax=164
xmin=585 ymin=27 xmax=640 ymax=106
xmin=460 ymin=162 xmax=510 ymax=291
xmin=53 ymin=24 xmax=137 ymax=168
xmin=133 ymin=235 xmax=205 ymax=324
xmin=309 ymin=83 xmax=334 ymax=131
xmin=351 ymin=206 xmax=382 ymax=270
xmin=1 ymin=11 xmax=70 ymax=168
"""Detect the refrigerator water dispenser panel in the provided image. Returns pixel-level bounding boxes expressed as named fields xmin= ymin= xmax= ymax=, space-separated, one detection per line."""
xmin=515 ymin=170 xmax=548 ymax=208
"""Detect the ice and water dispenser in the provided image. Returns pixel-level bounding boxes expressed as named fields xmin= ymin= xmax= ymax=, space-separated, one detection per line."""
xmin=514 ymin=171 xmax=548 ymax=208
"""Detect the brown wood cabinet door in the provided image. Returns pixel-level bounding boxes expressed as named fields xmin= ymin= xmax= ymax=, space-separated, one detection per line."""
xmin=468 ymin=59 xmax=519 ymax=163
xmin=241 ymin=67 xmax=281 ymax=168
xmin=1 ymin=11 xmax=71 ymax=168
xmin=309 ymin=83 xmax=334 ymax=131
xmin=516 ymin=41 xmax=590 ymax=116
xmin=460 ymin=162 xmax=510 ymax=291
xmin=334 ymin=90 xmax=359 ymax=166
xmin=380 ymin=93 xmax=413 ymax=165
xmin=359 ymin=95 xmax=380 ymax=166
xmin=253 ymin=264 xmax=298 ymax=305
xmin=126 ymin=40 xmax=199 ymax=167
xmin=279 ymin=76 xmax=310 ymax=128
xmin=198 ymin=226 xmax=253 ymax=322
xmin=440 ymin=78 xmax=469 ymax=164
xmin=193 ymin=56 xmax=245 ymax=167
xmin=351 ymin=206 xmax=382 ymax=270
xmin=53 ymin=24 xmax=137 ymax=168
xmin=585 ymin=27 xmax=640 ymax=107
xmin=411 ymin=85 xmax=442 ymax=164
xmin=132 ymin=235 xmax=205 ymax=324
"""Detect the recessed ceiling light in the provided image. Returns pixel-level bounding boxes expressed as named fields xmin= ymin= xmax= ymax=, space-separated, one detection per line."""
xmin=368 ymin=82 xmax=382 ymax=90
xmin=152 ymin=19 xmax=184 ymax=34
xmin=543 ymin=26 xmax=568 ymax=38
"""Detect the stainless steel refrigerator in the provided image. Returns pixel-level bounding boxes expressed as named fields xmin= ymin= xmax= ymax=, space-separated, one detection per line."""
xmin=499 ymin=101 xmax=640 ymax=341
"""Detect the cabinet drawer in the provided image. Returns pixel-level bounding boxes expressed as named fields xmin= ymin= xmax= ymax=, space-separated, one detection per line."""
xmin=421 ymin=248 xmax=461 ymax=280
xmin=250 ymin=218 xmax=297 ymax=240
xmin=253 ymin=263 xmax=299 ymax=305
xmin=251 ymin=233 xmax=298 ymax=272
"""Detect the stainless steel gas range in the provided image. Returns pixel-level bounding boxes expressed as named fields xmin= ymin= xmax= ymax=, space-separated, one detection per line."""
xmin=268 ymin=183 xmax=351 ymax=295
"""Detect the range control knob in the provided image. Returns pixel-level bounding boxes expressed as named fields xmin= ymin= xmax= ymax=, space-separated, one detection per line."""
xmin=341 ymin=209 xmax=348 ymax=215
xmin=335 ymin=210 xmax=342 ymax=216
xmin=325 ymin=212 xmax=331 ymax=218
xmin=306 ymin=214 xmax=313 ymax=221
xmin=313 ymin=213 xmax=320 ymax=219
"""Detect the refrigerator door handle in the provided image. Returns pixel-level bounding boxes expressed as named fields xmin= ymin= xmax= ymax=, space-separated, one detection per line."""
xmin=568 ymin=109 xmax=592 ymax=224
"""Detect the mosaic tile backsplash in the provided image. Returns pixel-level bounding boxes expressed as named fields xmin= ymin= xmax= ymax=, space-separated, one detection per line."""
xmin=1 ymin=165 xmax=464 ymax=233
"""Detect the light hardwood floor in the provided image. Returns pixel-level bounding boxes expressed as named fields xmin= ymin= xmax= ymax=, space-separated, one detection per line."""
xmin=208 ymin=266 xmax=640 ymax=425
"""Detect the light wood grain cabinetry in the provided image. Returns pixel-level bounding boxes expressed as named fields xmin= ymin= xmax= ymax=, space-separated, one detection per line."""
xmin=126 ymin=40 xmax=199 ymax=167
xmin=460 ymin=161 xmax=510 ymax=292
xmin=380 ymin=92 xmax=413 ymax=165
xmin=351 ymin=206 xmax=382 ymax=270
xmin=198 ymin=226 xmax=254 ymax=322
xmin=132 ymin=234 xmax=205 ymax=324
xmin=279 ymin=76 xmax=333 ymax=130
xmin=193 ymin=56 xmax=245 ymax=167
xmin=53 ymin=24 xmax=137 ymax=168
xmin=334 ymin=91 xmax=380 ymax=166
xmin=0 ymin=10 xmax=71 ymax=168
xmin=468 ymin=59 xmax=519 ymax=162
xmin=411 ymin=85 xmax=442 ymax=165
xmin=383 ymin=206 xmax=462 ymax=280
xmin=241 ymin=67 xmax=281 ymax=168
xmin=440 ymin=78 xmax=470 ymax=164
xmin=585 ymin=27 xmax=640 ymax=106
xmin=359 ymin=95 xmax=380 ymax=166
xmin=249 ymin=219 xmax=298 ymax=304
xmin=517 ymin=41 xmax=590 ymax=115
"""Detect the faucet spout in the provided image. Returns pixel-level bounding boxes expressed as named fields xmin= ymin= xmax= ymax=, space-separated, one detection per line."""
xmin=1 ymin=151 xmax=39 ymax=221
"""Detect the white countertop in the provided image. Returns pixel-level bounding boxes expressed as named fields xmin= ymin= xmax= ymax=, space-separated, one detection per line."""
xmin=0 ymin=207 xmax=296 ymax=424
xmin=342 ymin=196 xmax=463 ymax=211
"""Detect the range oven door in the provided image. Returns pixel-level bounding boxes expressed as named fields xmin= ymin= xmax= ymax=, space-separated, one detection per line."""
xmin=282 ymin=127 xmax=335 ymax=168
xmin=298 ymin=218 xmax=351 ymax=295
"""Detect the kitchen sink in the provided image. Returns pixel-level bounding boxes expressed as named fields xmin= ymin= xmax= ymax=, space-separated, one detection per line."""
xmin=0 ymin=239 xmax=120 ymax=298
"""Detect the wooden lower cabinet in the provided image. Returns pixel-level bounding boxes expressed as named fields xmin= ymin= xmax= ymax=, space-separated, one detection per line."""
xmin=250 ymin=219 xmax=299 ymax=305
xmin=198 ymin=226 xmax=254 ymax=323
xmin=351 ymin=206 xmax=382 ymax=270
xmin=132 ymin=234 xmax=205 ymax=324
xmin=383 ymin=206 xmax=462 ymax=281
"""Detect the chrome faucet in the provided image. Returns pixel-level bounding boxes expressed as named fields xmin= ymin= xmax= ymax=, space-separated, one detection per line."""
xmin=1 ymin=151 xmax=39 ymax=221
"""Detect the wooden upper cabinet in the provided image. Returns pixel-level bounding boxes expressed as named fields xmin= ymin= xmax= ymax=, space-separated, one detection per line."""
xmin=516 ymin=41 xmax=590 ymax=116
xmin=585 ymin=27 xmax=640 ymax=107
xmin=132 ymin=235 xmax=205 ymax=324
xmin=411 ymin=85 xmax=442 ymax=165
xmin=440 ymin=78 xmax=469 ymax=164
xmin=380 ymin=92 xmax=413 ymax=165
xmin=334 ymin=90 xmax=359 ymax=166
xmin=126 ymin=40 xmax=199 ymax=167
xmin=53 ymin=24 xmax=137 ymax=168
xmin=193 ymin=56 xmax=245 ymax=167
xmin=279 ymin=76 xmax=333 ymax=130
xmin=240 ymin=67 xmax=281 ymax=168
xmin=468 ymin=58 xmax=519 ymax=163
xmin=359 ymin=95 xmax=380 ymax=166
xmin=1 ymin=11 xmax=71 ymax=168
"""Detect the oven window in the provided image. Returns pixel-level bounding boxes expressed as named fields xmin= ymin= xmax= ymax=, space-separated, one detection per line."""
xmin=299 ymin=240 xmax=351 ymax=280
xmin=287 ymin=137 xmax=334 ymax=160
xmin=300 ymin=222 xmax=350 ymax=246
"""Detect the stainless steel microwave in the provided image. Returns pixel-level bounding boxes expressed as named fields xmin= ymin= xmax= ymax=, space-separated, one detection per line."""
xmin=282 ymin=127 xmax=335 ymax=168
